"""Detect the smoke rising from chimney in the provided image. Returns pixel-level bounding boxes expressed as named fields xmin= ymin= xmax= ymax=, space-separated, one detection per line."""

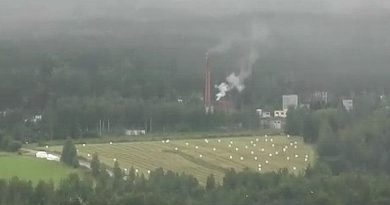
xmin=208 ymin=34 xmax=241 ymax=54
xmin=213 ymin=23 xmax=269 ymax=101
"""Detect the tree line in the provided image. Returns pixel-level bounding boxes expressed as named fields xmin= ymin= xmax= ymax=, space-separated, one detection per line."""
xmin=1 ymin=41 xmax=390 ymax=141
xmin=1 ymin=159 xmax=390 ymax=205
xmin=285 ymin=96 xmax=390 ymax=174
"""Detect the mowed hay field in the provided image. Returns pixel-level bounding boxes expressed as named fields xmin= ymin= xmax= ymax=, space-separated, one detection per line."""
xmin=0 ymin=154 xmax=78 ymax=184
xmin=47 ymin=135 xmax=315 ymax=184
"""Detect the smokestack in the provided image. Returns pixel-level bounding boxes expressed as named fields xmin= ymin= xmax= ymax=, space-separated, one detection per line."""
xmin=204 ymin=53 xmax=213 ymax=114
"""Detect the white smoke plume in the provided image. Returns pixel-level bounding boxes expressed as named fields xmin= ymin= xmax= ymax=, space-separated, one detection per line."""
xmin=214 ymin=24 xmax=269 ymax=101
xmin=215 ymin=82 xmax=230 ymax=101
xmin=208 ymin=33 xmax=242 ymax=54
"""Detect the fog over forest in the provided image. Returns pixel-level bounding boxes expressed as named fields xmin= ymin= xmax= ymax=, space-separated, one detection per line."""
xmin=3 ymin=3 xmax=390 ymax=204
xmin=1 ymin=0 xmax=390 ymax=134
xmin=1 ymin=0 xmax=389 ymax=78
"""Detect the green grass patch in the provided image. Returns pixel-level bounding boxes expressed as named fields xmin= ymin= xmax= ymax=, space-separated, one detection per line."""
xmin=0 ymin=154 xmax=79 ymax=185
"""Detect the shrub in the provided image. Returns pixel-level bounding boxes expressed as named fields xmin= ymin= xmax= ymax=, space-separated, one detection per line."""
xmin=6 ymin=141 xmax=22 ymax=152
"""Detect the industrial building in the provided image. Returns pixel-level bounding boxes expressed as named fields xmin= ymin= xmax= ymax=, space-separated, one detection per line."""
xmin=282 ymin=95 xmax=298 ymax=110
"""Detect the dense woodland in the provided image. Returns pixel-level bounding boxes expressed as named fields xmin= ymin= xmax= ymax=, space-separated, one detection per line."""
xmin=2 ymin=1 xmax=390 ymax=204
xmin=1 ymin=38 xmax=390 ymax=140
xmin=1 ymin=2 xmax=390 ymax=140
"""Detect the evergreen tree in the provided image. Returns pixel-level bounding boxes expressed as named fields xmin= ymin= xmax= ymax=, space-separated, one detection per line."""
xmin=134 ymin=173 xmax=147 ymax=191
xmin=285 ymin=108 xmax=305 ymax=136
xmin=302 ymin=113 xmax=320 ymax=143
xmin=112 ymin=160 xmax=124 ymax=191
xmin=33 ymin=180 xmax=54 ymax=205
xmin=113 ymin=161 xmax=123 ymax=180
xmin=60 ymin=138 xmax=79 ymax=168
xmin=128 ymin=166 xmax=136 ymax=183
xmin=222 ymin=169 xmax=237 ymax=189
xmin=90 ymin=153 xmax=100 ymax=177
xmin=206 ymin=174 xmax=216 ymax=191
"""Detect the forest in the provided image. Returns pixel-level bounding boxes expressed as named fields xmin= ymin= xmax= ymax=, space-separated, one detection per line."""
xmin=1 ymin=0 xmax=390 ymax=140
xmin=2 ymin=1 xmax=390 ymax=204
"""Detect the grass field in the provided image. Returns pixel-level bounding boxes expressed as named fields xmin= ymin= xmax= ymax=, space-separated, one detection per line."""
xmin=0 ymin=154 xmax=78 ymax=184
xmin=46 ymin=135 xmax=315 ymax=184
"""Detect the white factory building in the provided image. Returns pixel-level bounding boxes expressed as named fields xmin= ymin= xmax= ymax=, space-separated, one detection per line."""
xmin=257 ymin=94 xmax=299 ymax=130
xmin=282 ymin=95 xmax=298 ymax=111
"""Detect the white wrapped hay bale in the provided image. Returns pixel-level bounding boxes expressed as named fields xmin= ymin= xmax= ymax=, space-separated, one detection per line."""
xmin=46 ymin=154 xmax=59 ymax=161
xmin=35 ymin=151 xmax=48 ymax=159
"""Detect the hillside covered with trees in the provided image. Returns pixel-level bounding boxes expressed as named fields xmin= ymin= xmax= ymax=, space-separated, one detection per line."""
xmin=2 ymin=1 xmax=390 ymax=204
xmin=1 ymin=3 xmax=390 ymax=140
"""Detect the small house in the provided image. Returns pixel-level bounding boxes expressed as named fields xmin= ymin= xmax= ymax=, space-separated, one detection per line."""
xmin=342 ymin=99 xmax=353 ymax=111
xmin=274 ymin=110 xmax=287 ymax=118
xmin=125 ymin=129 xmax=146 ymax=136
xmin=262 ymin=112 xmax=271 ymax=118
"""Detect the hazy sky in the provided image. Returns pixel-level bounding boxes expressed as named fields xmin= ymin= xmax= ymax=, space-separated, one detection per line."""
xmin=0 ymin=0 xmax=389 ymax=38
xmin=1 ymin=0 xmax=389 ymax=23
xmin=1 ymin=0 xmax=389 ymax=75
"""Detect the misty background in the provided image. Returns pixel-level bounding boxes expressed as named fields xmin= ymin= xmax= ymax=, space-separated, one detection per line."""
xmin=1 ymin=0 xmax=389 ymax=82
xmin=3 ymin=2 xmax=390 ymax=204
xmin=1 ymin=0 xmax=390 ymax=137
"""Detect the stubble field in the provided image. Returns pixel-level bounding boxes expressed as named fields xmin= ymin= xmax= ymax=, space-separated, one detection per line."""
xmin=47 ymin=135 xmax=315 ymax=184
